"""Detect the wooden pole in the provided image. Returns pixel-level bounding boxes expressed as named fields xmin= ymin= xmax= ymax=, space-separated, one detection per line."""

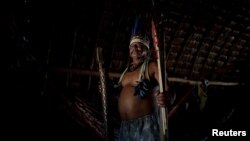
xmin=54 ymin=68 xmax=239 ymax=86
xmin=151 ymin=19 xmax=168 ymax=141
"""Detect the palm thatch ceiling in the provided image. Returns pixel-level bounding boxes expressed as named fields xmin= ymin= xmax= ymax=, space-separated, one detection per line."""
xmin=107 ymin=0 xmax=250 ymax=84
xmin=7 ymin=0 xmax=250 ymax=84
xmin=57 ymin=0 xmax=250 ymax=85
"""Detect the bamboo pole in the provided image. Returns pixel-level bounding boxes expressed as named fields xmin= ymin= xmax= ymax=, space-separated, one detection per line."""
xmin=53 ymin=67 xmax=239 ymax=86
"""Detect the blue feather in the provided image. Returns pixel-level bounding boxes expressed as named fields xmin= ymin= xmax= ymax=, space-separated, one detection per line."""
xmin=134 ymin=79 xmax=150 ymax=98
xmin=131 ymin=16 xmax=141 ymax=36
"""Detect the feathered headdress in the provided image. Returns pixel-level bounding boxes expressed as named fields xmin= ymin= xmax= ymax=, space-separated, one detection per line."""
xmin=130 ymin=16 xmax=150 ymax=49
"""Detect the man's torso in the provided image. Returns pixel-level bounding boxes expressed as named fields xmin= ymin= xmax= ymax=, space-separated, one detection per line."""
xmin=118 ymin=65 xmax=155 ymax=120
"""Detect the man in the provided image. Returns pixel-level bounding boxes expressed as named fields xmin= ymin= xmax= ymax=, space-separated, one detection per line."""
xmin=115 ymin=16 xmax=169 ymax=141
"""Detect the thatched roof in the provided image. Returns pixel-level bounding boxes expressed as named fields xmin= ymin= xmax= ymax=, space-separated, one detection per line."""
xmin=32 ymin=0 xmax=249 ymax=85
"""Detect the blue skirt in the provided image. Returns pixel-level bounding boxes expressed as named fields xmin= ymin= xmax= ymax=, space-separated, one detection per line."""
xmin=119 ymin=113 xmax=160 ymax=141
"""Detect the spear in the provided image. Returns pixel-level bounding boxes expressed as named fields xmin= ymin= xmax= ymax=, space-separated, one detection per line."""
xmin=151 ymin=1 xmax=169 ymax=140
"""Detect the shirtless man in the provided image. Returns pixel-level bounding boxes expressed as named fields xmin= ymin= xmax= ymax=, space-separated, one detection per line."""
xmin=117 ymin=34 xmax=168 ymax=141
xmin=97 ymin=16 xmax=169 ymax=140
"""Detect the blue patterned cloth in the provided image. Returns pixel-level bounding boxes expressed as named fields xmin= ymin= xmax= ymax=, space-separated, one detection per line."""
xmin=118 ymin=113 xmax=160 ymax=141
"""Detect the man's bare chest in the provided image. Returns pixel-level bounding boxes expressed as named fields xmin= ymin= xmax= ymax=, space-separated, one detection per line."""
xmin=121 ymin=70 xmax=141 ymax=87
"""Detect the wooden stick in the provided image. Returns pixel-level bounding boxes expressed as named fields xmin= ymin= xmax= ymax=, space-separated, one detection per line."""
xmin=151 ymin=19 xmax=168 ymax=141
xmin=54 ymin=68 xmax=239 ymax=86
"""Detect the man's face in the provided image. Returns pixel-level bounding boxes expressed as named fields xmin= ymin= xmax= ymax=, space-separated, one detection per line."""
xmin=129 ymin=42 xmax=148 ymax=59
